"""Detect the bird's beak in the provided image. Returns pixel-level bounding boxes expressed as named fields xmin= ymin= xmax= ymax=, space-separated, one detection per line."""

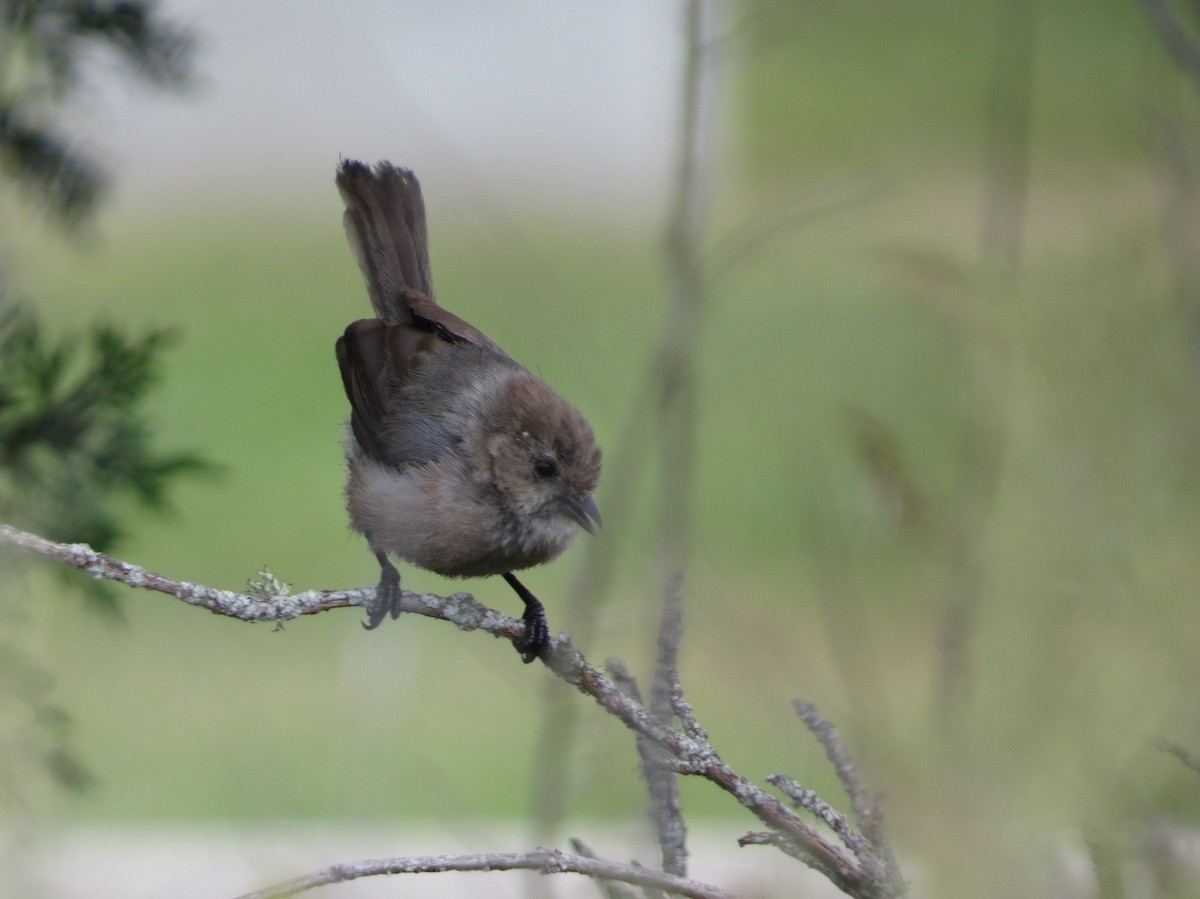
xmin=559 ymin=493 xmax=602 ymax=535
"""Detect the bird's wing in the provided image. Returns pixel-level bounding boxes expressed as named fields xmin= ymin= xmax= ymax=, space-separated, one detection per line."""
xmin=336 ymin=318 xmax=392 ymax=464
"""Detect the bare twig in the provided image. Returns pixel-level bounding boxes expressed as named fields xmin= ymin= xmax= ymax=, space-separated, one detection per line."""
xmin=658 ymin=0 xmax=713 ymax=576
xmin=1085 ymin=827 xmax=1128 ymax=899
xmin=737 ymin=830 xmax=813 ymax=865
xmin=234 ymin=847 xmax=735 ymax=899
xmin=606 ymin=658 xmax=644 ymax=703
xmin=569 ymin=839 xmax=642 ymax=899
xmin=707 ymin=178 xmax=879 ymax=284
xmin=1141 ymin=0 xmax=1200 ymax=92
xmin=981 ymin=0 xmax=1036 ymax=269
xmin=1146 ymin=52 xmax=1200 ymax=385
xmin=1159 ymin=738 xmax=1200 ymax=779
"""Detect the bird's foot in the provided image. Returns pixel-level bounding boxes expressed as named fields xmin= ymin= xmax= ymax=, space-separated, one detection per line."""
xmin=514 ymin=599 xmax=550 ymax=663
xmin=503 ymin=572 xmax=550 ymax=662
xmin=363 ymin=553 xmax=403 ymax=630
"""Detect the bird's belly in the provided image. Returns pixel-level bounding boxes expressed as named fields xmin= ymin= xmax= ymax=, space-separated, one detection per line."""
xmin=346 ymin=455 xmax=576 ymax=578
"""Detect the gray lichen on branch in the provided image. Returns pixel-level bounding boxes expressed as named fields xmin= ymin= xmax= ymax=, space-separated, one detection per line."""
xmin=0 ymin=522 xmax=904 ymax=898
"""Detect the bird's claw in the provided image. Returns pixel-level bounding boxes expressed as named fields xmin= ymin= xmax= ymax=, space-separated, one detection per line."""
xmin=514 ymin=601 xmax=550 ymax=663
xmin=362 ymin=560 xmax=402 ymax=630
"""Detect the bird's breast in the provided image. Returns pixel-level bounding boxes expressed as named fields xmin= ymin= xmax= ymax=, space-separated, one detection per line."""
xmin=345 ymin=453 xmax=576 ymax=578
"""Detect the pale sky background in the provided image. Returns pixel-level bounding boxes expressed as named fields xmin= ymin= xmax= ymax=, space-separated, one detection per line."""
xmin=68 ymin=0 xmax=689 ymax=219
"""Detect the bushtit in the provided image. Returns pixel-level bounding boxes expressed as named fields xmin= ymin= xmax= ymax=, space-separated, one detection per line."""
xmin=334 ymin=160 xmax=602 ymax=662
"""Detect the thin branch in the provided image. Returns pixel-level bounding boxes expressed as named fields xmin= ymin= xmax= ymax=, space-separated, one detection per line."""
xmin=569 ymin=839 xmax=641 ymax=899
xmin=611 ymin=642 xmax=691 ymax=878
xmin=650 ymin=573 xmax=687 ymax=713
xmin=1084 ymin=828 xmax=1127 ymax=899
xmin=641 ymin=0 xmax=713 ymax=880
xmin=669 ymin=668 xmax=707 ymax=743
xmin=645 ymin=570 xmax=689 ymax=877
xmin=0 ymin=524 xmax=516 ymax=638
xmin=706 ymin=178 xmax=879 ymax=284
xmin=235 ymin=847 xmax=735 ymax=899
xmin=859 ymin=791 xmax=905 ymax=896
xmin=792 ymin=700 xmax=872 ymax=831
xmin=3 ymin=522 xmax=874 ymax=895
xmin=737 ymin=830 xmax=813 ymax=865
xmin=508 ymin=637 xmax=869 ymax=890
xmin=981 ymin=0 xmax=1037 ymax=269
xmin=1159 ymin=738 xmax=1200 ymax=780
xmin=1141 ymin=0 xmax=1200 ymax=92
xmin=791 ymin=701 xmax=905 ymax=897
xmin=658 ymin=0 xmax=713 ymax=575
xmin=767 ymin=774 xmax=867 ymax=858
xmin=606 ymin=657 xmax=644 ymax=702
xmin=607 ymin=658 xmax=694 ymax=774
xmin=1147 ymin=49 xmax=1200 ymax=382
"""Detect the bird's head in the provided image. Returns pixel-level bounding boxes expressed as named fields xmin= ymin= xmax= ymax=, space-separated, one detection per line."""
xmin=482 ymin=374 xmax=602 ymax=543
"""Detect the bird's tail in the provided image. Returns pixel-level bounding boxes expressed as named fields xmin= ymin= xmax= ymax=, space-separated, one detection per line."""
xmin=336 ymin=159 xmax=433 ymax=324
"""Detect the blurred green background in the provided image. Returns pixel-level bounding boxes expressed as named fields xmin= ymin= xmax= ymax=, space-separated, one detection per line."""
xmin=7 ymin=0 xmax=1200 ymax=895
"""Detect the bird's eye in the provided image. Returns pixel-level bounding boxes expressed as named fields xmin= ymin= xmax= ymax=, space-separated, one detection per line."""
xmin=533 ymin=456 xmax=558 ymax=478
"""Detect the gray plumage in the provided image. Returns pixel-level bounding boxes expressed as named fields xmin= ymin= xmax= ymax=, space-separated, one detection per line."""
xmin=334 ymin=160 xmax=601 ymax=661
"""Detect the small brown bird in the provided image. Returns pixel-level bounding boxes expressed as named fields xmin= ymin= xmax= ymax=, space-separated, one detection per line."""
xmin=334 ymin=160 xmax=602 ymax=661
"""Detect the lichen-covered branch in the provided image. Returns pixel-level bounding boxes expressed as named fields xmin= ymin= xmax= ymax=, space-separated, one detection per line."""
xmin=234 ymin=847 xmax=735 ymax=899
xmin=645 ymin=570 xmax=689 ymax=877
xmin=792 ymin=700 xmax=872 ymax=829
xmin=787 ymin=700 xmax=906 ymax=897
xmin=0 ymin=523 xmax=520 ymax=639
xmin=1 ymin=522 xmax=889 ymax=896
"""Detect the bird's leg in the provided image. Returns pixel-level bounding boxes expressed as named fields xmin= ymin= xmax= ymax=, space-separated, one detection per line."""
xmin=502 ymin=572 xmax=550 ymax=663
xmin=363 ymin=550 xmax=403 ymax=630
